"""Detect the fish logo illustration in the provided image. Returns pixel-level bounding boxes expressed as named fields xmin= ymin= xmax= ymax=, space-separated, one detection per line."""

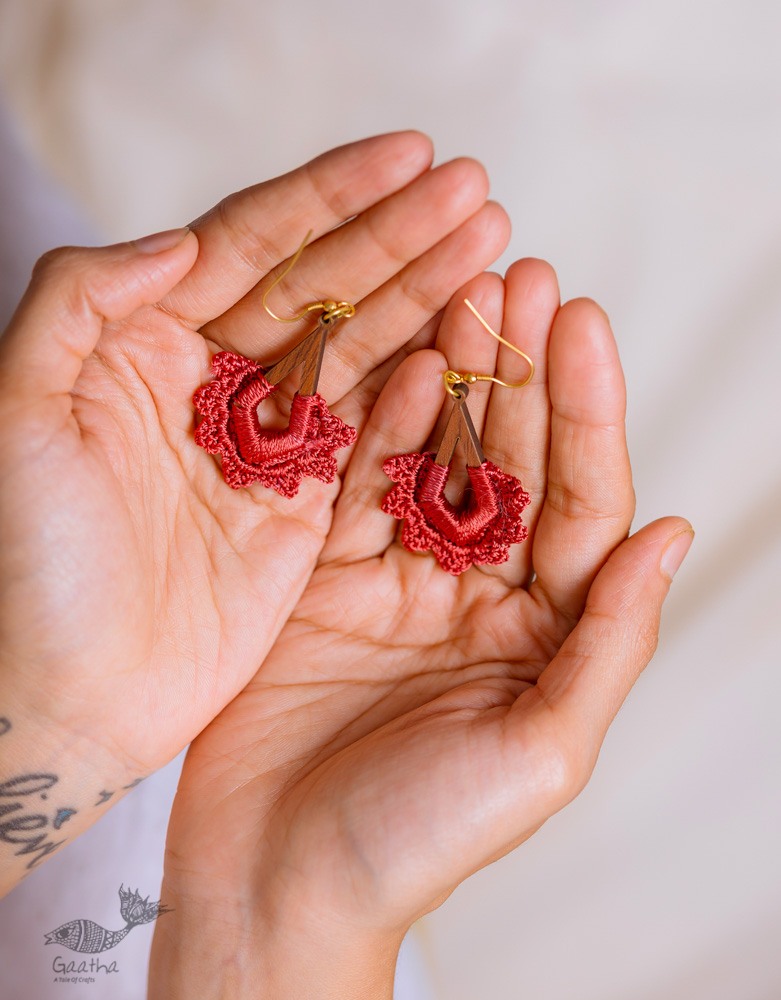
xmin=44 ymin=885 xmax=170 ymax=953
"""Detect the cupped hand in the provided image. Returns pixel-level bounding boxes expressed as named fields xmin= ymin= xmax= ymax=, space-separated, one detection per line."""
xmin=0 ymin=132 xmax=509 ymax=889
xmin=152 ymin=262 xmax=692 ymax=998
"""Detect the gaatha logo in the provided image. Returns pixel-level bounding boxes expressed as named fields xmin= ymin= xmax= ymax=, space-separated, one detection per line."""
xmin=52 ymin=955 xmax=118 ymax=975
xmin=44 ymin=884 xmax=170 ymax=955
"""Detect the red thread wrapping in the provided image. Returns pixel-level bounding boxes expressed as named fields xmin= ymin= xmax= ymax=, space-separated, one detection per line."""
xmin=193 ymin=351 xmax=356 ymax=496
xmin=382 ymin=451 xmax=530 ymax=575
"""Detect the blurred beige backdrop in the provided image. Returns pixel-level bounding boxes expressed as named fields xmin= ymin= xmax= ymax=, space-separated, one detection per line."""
xmin=0 ymin=1 xmax=780 ymax=998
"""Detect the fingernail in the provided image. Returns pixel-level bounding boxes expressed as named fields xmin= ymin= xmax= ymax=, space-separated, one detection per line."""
xmin=660 ymin=529 xmax=694 ymax=580
xmin=133 ymin=227 xmax=190 ymax=254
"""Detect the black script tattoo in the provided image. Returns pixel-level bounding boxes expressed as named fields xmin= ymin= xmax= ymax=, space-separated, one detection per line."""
xmin=122 ymin=777 xmax=146 ymax=790
xmin=0 ymin=719 xmax=74 ymax=868
xmin=0 ymin=773 xmax=65 ymax=868
xmin=94 ymin=790 xmax=114 ymax=807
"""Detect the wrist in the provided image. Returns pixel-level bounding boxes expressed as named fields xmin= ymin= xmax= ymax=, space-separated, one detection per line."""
xmin=149 ymin=878 xmax=403 ymax=1000
xmin=0 ymin=705 xmax=142 ymax=896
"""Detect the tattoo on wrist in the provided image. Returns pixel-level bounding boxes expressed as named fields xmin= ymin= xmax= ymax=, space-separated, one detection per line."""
xmin=0 ymin=717 xmax=74 ymax=869
xmin=93 ymin=776 xmax=146 ymax=806
xmin=0 ymin=718 xmax=147 ymax=872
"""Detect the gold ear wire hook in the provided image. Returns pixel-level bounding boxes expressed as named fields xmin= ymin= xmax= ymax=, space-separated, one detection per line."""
xmin=261 ymin=230 xmax=356 ymax=325
xmin=443 ymin=298 xmax=534 ymax=398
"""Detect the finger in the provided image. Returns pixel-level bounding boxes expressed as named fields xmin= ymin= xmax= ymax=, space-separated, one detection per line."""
xmin=162 ymin=131 xmax=434 ymax=326
xmin=330 ymin=201 xmax=511 ymax=428
xmin=339 ymin=311 xmax=443 ymax=420
xmin=480 ymin=258 xmax=560 ymax=588
xmin=0 ymin=229 xmax=198 ymax=406
xmin=430 ymin=271 xmax=503 ymax=449
xmin=210 ymin=158 xmax=490 ymax=355
xmin=519 ymin=518 xmax=694 ymax=787
xmin=529 ymin=299 xmax=635 ymax=622
xmin=321 ymin=349 xmax=447 ymax=564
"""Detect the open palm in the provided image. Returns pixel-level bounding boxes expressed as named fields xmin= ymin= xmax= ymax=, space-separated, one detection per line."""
xmin=0 ymin=133 xmax=508 ymax=790
xmin=154 ymin=263 xmax=691 ymax=992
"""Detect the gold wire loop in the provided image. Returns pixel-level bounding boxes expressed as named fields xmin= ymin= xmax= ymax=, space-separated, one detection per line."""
xmin=261 ymin=230 xmax=356 ymax=325
xmin=442 ymin=298 xmax=534 ymax=395
xmin=320 ymin=300 xmax=356 ymax=323
xmin=443 ymin=370 xmax=473 ymax=399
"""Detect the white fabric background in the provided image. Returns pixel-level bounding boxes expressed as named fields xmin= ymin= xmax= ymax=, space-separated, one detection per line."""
xmin=0 ymin=1 xmax=779 ymax=998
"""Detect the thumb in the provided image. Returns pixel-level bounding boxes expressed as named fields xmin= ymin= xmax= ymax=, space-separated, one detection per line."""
xmin=526 ymin=516 xmax=694 ymax=779
xmin=0 ymin=228 xmax=198 ymax=401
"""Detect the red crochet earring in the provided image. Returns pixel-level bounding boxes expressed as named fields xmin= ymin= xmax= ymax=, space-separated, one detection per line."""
xmin=193 ymin=235 xmax=357 ymax=497
xmin=381 ymin=299 xmax=533 ymax=575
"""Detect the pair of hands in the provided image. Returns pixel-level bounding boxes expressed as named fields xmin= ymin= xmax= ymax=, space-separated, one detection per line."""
xmin=0 ymin=132 xmax=691 ymax=997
